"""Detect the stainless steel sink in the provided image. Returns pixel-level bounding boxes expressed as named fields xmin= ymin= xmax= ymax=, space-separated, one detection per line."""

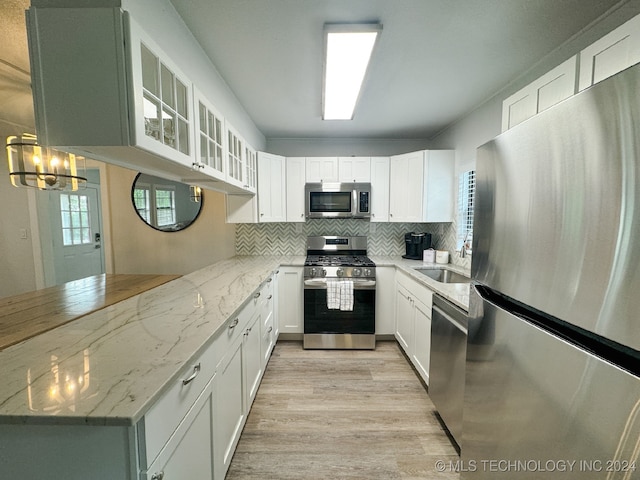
xmin=414 ymin=268 xmax=470 ymax=284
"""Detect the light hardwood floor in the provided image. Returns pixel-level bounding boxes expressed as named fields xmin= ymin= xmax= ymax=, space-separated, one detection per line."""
xmin=226 ymin=341 xmax=460 ymax=480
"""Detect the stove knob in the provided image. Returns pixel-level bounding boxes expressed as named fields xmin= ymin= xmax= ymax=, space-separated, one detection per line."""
xmin=336 ymin=268 xmax=344 ymax=277
xmin=353 ymin=268 xmax=362 ymax=277
xmin=310 ymin=268 xmax=317 ymax=277
xmin=321 ymin=269 xmax=327 ymax=277
xmin=363 ymin=268 xmax=372 ymax=277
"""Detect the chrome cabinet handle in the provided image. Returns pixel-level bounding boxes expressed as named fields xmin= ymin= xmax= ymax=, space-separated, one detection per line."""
xmin=182 ymin=363 xmax=201 ymax=386
xmin=151 ymin=472 xmax=164 ymax=480
xmin=267 ymin=294 xmax=273 ymax=300
xmin=268 ymin=326 xmax=273 ymax=333
xmin=267 ymin=277 xmax=272 ymax=282
xmin=254 ymin=292 xmax=261 ymax=299
xmin=229 ymin=318 xmax=239 ymax=329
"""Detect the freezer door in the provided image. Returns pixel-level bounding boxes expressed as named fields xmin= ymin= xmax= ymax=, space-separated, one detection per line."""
xmin=462 ymin=291 xmax=640 ymax=479
xmin=473 ymin=62 xmax=640 ymax=351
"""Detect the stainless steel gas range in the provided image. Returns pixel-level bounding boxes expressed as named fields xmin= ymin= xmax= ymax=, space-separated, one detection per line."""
xmin=303 ymin=236 xmax=376 ymax=349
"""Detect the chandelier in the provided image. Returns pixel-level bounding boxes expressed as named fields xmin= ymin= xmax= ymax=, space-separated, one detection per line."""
xmin=6 ymin=134 xmax=87 ymax=191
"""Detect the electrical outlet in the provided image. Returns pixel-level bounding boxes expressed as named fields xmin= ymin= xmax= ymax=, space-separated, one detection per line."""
xmin=19 ymin=228 xmax=28 ymax=239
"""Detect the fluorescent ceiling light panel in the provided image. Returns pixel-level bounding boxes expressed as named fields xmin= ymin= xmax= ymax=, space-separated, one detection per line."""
xmin=323 ymin=24 xmax=381 ymax=120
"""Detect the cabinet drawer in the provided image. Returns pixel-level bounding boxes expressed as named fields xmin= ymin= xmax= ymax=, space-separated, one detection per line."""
xmin=211 ymin=296 xmax=256 ymax=368
xmin=397 ymin=271 xmax=433 ymax=312
xmin=141 ymin=341 xmax=217 ymax=466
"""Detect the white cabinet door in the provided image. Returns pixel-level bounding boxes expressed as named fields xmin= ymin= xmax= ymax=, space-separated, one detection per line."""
xmin=278 ymin=267 xmax=304 ymax=334
xmin=424 ymin=150 xmax=455 ymax=223
xmin=389 ymin=151 xmax=424 ymax=222
xmin=244 ymin=144 xmax=258 ymax=194
xmin=144 ymin=379 xmax=215 ymax=480
xmin=375 ymin=266 xmax=395 ymax=335
xmin=395 ymin=283 xmax=413 ymax=354
xmin=257 ymin=152 xmax=286 ymax=222
xmin=194 ymin=89 xmax=226 ymax=181
xmin=214 ymin=335 xmax=245 ymax=480
xmin=412 ymin=297 xmax=432 ymax=385
xmin=502 ymin=56 xmax=577 ymax=132
xmin=579 ymin=14 xmax=640 ymax=91
xmin=370 ymin=157 xmax=390 ymax=223
xmin=338 ymin=157 xmax=371 ymax=182
xmin=305 ymin=157 xmax=339 ymax=182
xmin=286 ymin=157 xmax=306 ymax=222
xmin=244 ymin=311 xmax=263 ymax=408
xmin=226 ymin=124 xmax=246 ymax=190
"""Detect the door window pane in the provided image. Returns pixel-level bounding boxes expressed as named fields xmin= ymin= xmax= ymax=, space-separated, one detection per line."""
xmin=60 ymin=193 xmax=92 ymax=246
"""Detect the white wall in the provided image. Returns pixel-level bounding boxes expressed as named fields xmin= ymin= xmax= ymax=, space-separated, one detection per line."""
xmin=105 ymin=164 xmax=236 ymax=275
xmin=266 ymin=137 xmax=431 ymax=157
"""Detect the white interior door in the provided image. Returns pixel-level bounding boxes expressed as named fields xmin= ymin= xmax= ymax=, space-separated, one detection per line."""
xmin=48 ymin=185 xmax=105 ymax=284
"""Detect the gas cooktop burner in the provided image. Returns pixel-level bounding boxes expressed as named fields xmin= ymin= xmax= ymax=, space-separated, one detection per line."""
xmin=305 ymin=255 xmax=375 ymax=267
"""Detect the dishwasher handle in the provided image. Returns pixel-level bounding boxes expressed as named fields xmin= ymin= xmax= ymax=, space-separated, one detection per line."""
xmin=432 ymin=296 xmax=468 ymax=333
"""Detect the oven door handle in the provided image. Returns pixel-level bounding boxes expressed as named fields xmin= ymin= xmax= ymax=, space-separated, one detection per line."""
xmin=303 ymin=279 xmax=376 ymax=290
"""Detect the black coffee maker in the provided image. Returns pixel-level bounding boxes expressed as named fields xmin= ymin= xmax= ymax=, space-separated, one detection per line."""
xmin=402 ymin=232 xmax=432 ymax=259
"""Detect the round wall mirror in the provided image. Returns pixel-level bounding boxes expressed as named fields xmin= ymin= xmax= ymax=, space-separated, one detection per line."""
xmin=131 ymin=173 xmax=203 ymax=232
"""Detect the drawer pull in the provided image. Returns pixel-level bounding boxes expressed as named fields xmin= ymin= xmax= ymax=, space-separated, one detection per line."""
xmin=267 ymin=277 xmax=273 ymax=282
xmin=268 ymin=326 xmax=273 ymax=333
xmin=151 ymin=472 xmax=164 ymax=480
xmin=254 ymin=292 xmax=261 ymax=299
xmin=182 ymin=363 xmax=201 ymax=386
xmin=267 ymin=294 xmax=273 ymax=300
xmin=229 ymin=318 xmax=239 ymax=329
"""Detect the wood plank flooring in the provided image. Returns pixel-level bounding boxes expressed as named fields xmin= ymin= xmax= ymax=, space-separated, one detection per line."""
xmin=226 ymin=341 xmax=460 ymax=480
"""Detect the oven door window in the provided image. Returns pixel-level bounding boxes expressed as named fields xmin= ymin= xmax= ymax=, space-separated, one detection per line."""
xmin=309 ymin=191 xmax=352 ymax=213
xmin=304 ymin=289 xmax=375 ymax=334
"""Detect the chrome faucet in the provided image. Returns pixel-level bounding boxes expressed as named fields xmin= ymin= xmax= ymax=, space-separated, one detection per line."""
xmin=459 ymin=230 xmax=472 ymax=258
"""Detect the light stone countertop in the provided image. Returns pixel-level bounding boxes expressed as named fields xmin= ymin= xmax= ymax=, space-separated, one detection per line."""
xmin=370 ymin=256 xmax=471 ymax=311
xmin=0 ymin=255 xmax=305 ymax=427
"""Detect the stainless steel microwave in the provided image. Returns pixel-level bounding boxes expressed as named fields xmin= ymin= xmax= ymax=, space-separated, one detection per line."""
xmin=305 ymin=183 xmax=371 ymax=219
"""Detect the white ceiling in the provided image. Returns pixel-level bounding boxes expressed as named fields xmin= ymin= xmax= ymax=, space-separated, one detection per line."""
xmin=168 ymin=0 xmax=625 ymax=140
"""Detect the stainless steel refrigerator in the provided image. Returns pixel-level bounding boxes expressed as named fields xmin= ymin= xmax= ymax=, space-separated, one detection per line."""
xmin=463 ymin=62 xmax=640 ymax=479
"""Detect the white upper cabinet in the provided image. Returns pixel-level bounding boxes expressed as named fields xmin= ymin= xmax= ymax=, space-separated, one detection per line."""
xmin=305 ymin=157 xmax=339 ymax=182
xmin=26 ymin=6 xmax=255 ymax=194
xmin=389 ymin=151 xmax=426 ymax=223
xmin=389 ymin=150 xmax=454 ymax=223
xmin=286 ymin=157 xmax=306 ymax=222
xmin=257 ymin=152 xmax=287 ymax=222
xmin=338 ymin=157 xmax=371 ymax=182
xmin=579 ymin=14 xmax=640 ymax=91
xmin=424 ymin=150 xmax=455 ymax=223
xmin=502 ymin=56 xmax=577 ymax=132
xmin=370 ymin=157 xmax=390 ymax=222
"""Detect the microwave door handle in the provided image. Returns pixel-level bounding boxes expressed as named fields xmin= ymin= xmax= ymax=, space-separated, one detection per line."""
xmin=353 ymin=189 xmax=358 ymax=216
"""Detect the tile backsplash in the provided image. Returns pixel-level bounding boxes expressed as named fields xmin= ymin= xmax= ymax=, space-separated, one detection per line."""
xmin=236 ymin=219 xmax=461 ymax=259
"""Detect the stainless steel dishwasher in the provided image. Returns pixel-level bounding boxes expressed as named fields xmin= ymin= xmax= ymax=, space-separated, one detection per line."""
xmin=430 ymin=294 xmax=468 ymax=448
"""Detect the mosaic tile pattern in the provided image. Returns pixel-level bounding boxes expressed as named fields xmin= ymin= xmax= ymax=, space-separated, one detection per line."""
xmin=236 ymin=219 xmax=459 ymax=257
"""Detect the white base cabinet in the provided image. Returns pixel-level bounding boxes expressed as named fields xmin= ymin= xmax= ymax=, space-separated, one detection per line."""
xmin=0 ymin=271 xmax=281 ymax=480
xmin=214 ymin=334 xmax=245 ymax=479
xmin=278 ymin=266 xmax=304 ymax=334
xmin=144 ymin=378 xmax=215 ymax=480
xmin=375 ymin=266 xmax=396 ymax=335
xmin=395 ymin=272 xmax=433 ymax=385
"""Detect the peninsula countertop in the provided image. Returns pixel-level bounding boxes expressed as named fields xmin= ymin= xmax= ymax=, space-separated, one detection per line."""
xmin=0 ymin=273 xmax=181 ymax=351
xmin=0 ymin=256 xmax=304 ymax=427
